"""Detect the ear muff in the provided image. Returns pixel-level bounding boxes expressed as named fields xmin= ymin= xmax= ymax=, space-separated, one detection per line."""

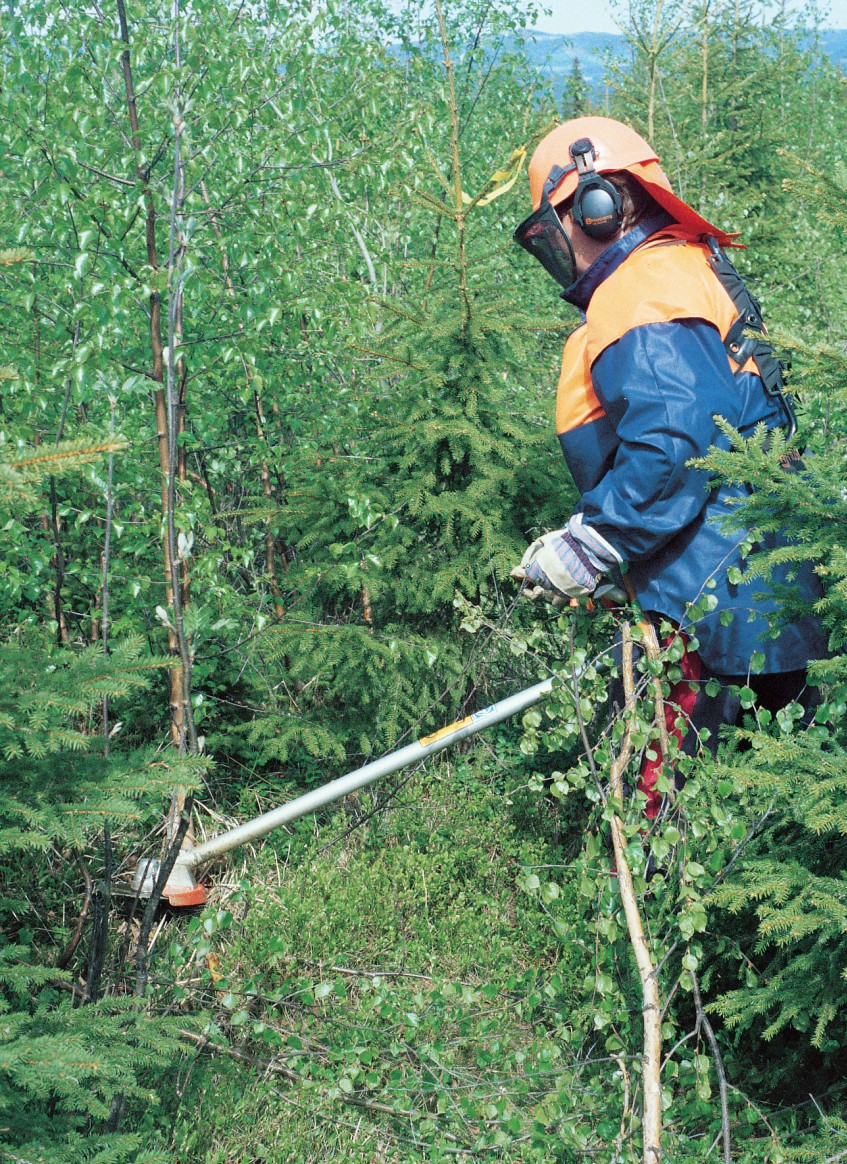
xmin=569 ymin=137 xmax=623 ymax=241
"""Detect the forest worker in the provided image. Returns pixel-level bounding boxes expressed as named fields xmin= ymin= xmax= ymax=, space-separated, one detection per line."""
xmin=510 ymin=115 xmax=827 ymax=817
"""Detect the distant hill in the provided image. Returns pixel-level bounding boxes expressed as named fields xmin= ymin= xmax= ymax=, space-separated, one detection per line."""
xmin=521 ymin=31 xmax=621 ymax=94
xmin=822 ymin=27 xmax=847 ymax=69
xmin=521 ymin=28 xmax=847 ymax=96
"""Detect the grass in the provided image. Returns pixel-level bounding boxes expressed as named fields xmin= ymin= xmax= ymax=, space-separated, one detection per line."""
xmin=167 ymin=750 xmax=594 ymax=1163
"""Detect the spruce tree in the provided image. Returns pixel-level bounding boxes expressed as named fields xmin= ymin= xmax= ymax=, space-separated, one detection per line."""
xmin=234 ymin=3 xmax=570 ymax=767
xmin=0 ymin=543 xmax=206 ymax=1163
xmin=562 ymin=55 xmax=589 ymax=117
xmin=0 ymin=255 xmax=207 ymax=1160
xmin=304 ymin=9 xmax=562 ymax=627
xmin=685 ymin=158 xmax=847 ymax=1081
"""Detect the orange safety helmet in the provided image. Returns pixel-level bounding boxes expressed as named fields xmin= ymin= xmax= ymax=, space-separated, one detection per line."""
xmin=527 ymin=116 xmax=737 ymax=247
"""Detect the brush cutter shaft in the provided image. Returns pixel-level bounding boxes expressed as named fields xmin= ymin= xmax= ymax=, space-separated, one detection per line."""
xmin=179 ymin=677 xmax=555 ymax=870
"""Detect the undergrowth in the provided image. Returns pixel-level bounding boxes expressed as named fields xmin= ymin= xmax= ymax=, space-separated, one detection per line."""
xmin=167 ymin=757 xmax=594 ymax=1162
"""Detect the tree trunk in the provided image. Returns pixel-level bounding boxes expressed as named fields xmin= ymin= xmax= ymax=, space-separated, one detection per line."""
xmin=116 ymin=0 xmax=190 ymax=749
xmin=609 ymin=622 xmax=663 ymax=1162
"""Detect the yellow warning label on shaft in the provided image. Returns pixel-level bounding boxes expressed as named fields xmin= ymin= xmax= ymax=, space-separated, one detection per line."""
xmin=419 ymin=715 xmax=474 ymax=748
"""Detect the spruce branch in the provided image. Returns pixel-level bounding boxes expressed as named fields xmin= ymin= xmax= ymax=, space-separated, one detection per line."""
xmin=0 ymin=247 xmax=36 ymax=265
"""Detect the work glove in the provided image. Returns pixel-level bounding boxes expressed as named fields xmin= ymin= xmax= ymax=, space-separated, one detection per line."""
xmin=510 ymin=529 xmax=600 ymax=601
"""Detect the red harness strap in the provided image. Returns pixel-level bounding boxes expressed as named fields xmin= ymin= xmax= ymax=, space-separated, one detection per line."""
xmin=638 ymin=633 xmax=702 ymax=820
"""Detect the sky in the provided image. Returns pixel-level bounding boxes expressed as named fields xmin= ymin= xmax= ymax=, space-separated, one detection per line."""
xmin=532 ymin=0 xmax=847 ymax=34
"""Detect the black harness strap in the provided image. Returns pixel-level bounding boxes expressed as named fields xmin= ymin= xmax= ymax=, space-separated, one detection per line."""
xmin=705 ymin=236 xmax=797 ymax=440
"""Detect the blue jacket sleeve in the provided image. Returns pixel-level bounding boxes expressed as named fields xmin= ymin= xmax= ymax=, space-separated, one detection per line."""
xmin=576 ymin=318 xmax=743 ymax=562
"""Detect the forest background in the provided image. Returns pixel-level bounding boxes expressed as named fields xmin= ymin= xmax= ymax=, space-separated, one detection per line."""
xmin=3 ymin=0 xmax=847 ymax=1160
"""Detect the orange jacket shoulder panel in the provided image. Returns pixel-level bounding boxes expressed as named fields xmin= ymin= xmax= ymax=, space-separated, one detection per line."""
xmin=585 ymin=237 xmax=745 ymax=368
xmin=556 ymin=324 xmax=606 ymax=435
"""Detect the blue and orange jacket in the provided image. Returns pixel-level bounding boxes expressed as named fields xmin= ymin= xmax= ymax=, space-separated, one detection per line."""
xmin=557 ymin=214 xmax=826 ymax=675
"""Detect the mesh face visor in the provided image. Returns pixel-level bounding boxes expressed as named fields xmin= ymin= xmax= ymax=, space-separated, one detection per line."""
xmin=513 ymin=198 xmax=578 ymax=291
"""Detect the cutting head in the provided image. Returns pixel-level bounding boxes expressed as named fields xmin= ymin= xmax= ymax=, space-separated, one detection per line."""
xmin=131 ymin=855 xmax=207 ymax=907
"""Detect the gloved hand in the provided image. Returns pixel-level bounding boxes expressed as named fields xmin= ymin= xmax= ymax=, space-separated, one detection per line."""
xmin=510 ymin=529 xmax=601 ymax=600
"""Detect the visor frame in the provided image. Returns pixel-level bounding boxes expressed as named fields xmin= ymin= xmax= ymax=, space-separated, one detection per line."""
xmin=513 ymin=188 xmax=578 ymax=292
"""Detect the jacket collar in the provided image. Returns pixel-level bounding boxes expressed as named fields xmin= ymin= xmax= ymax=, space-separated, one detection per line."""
xmin=561 ymin=211 xmax=675 ymax=311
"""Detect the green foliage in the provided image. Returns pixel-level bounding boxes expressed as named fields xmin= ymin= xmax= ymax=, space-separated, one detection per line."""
xmin=504 ymin=593 xmax=847 ymax=1158
xmin=0 ymin=219 xmax=206 ymax=1164
xmin=0 ymin=0 xmax=846 ymax=1159
xmin=357 ymin=272 xmax=557 ymax=616
xmin=229 ymin=621 xmax=468 ymax=773
xmin=0 ymin=979 xmax=185 ymax=1164
xmin=704 ymin=729 xmax=847 ymax=1079
xmin=169 ymin=766 xmax=595 ymax=1163
xmin=0 ymin=435 xmax=129 ymax=509
xmin=0 ymin=636 xmax=205 ymax=853
xmin=562 ymin=56 xmax=590 ymax=118
xmin=680 ymin=152 xmax=847 ymax=1089
xmin=0 ymin=627 xmax=208 ymax=1161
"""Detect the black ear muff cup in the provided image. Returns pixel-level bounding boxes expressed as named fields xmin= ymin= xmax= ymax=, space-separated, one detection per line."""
xmin=568 ymin=136 xmax=624 ymax=240
xmin=572 ymin=177 xmax=623 ymax=240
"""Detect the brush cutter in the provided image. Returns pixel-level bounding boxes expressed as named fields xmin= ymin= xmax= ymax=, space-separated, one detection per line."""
xmin=132 ymin=676 xmax=556 ymax=908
